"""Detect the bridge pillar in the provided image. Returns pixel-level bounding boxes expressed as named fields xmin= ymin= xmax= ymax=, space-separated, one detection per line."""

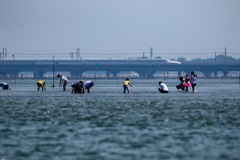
xmin=203 ymin=71 xmax=212 ymax=78
xmin=147 ymin=72 xmax=155 ymax=78
xmin=214 ymin=71 xmax=218 ymax=78
xmin=139 ymin=72 xmax=152 ymax=78
xmin=178 ymin=71 xmax=182 ymax=77
xmin=110 ymin=71 xmax=118 ymax=78
xmin=34 ymin=71 xmax=45 ymax=79
xmin=71 ymin=70 xmax=83 ymax=78
xmin=223 ymin=71 xmax=228 ymax=78
xmin=185 ymin=71 xmax=191 ymax=75
xmin=106 ymin=71 xmax=114 ymax=78
xmin=71 ymin=72 xmax=76 ymax=78
xmin=138 ymin=72 xmax=145 ymax=78
xmin=0 ymin=71 xmax=8 ymax=78
xmin=6 ymin=70 xmax=18 ymax=79
xmin=139 ymin=71 xmax=155 ymax=78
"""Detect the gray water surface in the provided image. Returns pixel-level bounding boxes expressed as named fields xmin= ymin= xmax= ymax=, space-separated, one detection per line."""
xmin=0 ymin=79 xmax=240 ymax=160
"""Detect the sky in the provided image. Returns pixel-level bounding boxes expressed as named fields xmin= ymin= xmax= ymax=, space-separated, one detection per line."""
xmin=0 ymin=0 xmax=240 ymax=60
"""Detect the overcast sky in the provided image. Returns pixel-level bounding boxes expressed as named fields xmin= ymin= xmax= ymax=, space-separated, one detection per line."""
xmin=0 ymin=0 xmax=240 ymax=59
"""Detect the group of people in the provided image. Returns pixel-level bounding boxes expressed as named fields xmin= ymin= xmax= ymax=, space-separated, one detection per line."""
xmin=122 ymin=78 xmax=170 ymax=94
xmin=1 ymin=72 xmax=197 ymax=94
xmin=71 ymin=80 xmax=94 ymax=94
xmin=157 ymin=71 xmax=197 ymax=93
xmin=176 ymin=71 xmax=197 ymax=92
xmin=36 ymin=74 xmax=94 ymax=94
xmin=123 ymin=71 xmax=197 ymax=94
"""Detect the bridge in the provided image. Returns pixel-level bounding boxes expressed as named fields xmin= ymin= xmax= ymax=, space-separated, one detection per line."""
xmin=0 ymin=59 xmax=239 ymax=78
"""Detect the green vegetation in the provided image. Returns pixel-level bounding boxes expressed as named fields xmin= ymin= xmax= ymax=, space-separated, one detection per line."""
xmin=176 ymin=55 xmax=240 ymax=64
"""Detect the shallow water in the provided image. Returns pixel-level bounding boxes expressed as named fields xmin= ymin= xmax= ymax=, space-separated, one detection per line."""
xmin=0 ymin=79 xmax=240 ymax=160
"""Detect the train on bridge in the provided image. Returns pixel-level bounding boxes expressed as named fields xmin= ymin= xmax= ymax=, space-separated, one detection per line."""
xmin=0 ymin=58 xmax=181 ymax=65
xmin=0 ymin=58 xmax=239 ymax=79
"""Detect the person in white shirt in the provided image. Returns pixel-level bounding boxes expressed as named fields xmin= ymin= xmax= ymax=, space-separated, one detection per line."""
xmin=158 ymin=81 xmax=169 ymax=93
xmin=57 ymin=74 xmax=68 ymax=91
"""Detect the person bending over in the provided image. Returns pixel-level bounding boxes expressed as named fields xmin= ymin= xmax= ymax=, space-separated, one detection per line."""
xmin=0 ymin=82 xmax=11 ymax=90
xmin=84 ymin=81 xmax=94 ymax=94
xmin=57 ymin=74 xmax=68 ymax=91
xmin=73 ymin=80 xmax=84 ymax=94
xmin=37 ymin=80 xmax=46 ymax=91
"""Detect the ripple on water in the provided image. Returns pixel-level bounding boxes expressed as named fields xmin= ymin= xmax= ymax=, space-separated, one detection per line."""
xmin=0 ymin=79 xmax=240 ymax=160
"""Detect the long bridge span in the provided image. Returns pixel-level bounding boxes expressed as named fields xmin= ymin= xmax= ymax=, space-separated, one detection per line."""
xmin=0 ymin=59 xmax=239 ymax=78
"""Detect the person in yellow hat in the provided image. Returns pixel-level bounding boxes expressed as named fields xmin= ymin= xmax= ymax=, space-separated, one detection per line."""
xmin=37 ymin=80 xmax=46 ymax=91
xmin=123 ymin=78 xmax=133 ymax=94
